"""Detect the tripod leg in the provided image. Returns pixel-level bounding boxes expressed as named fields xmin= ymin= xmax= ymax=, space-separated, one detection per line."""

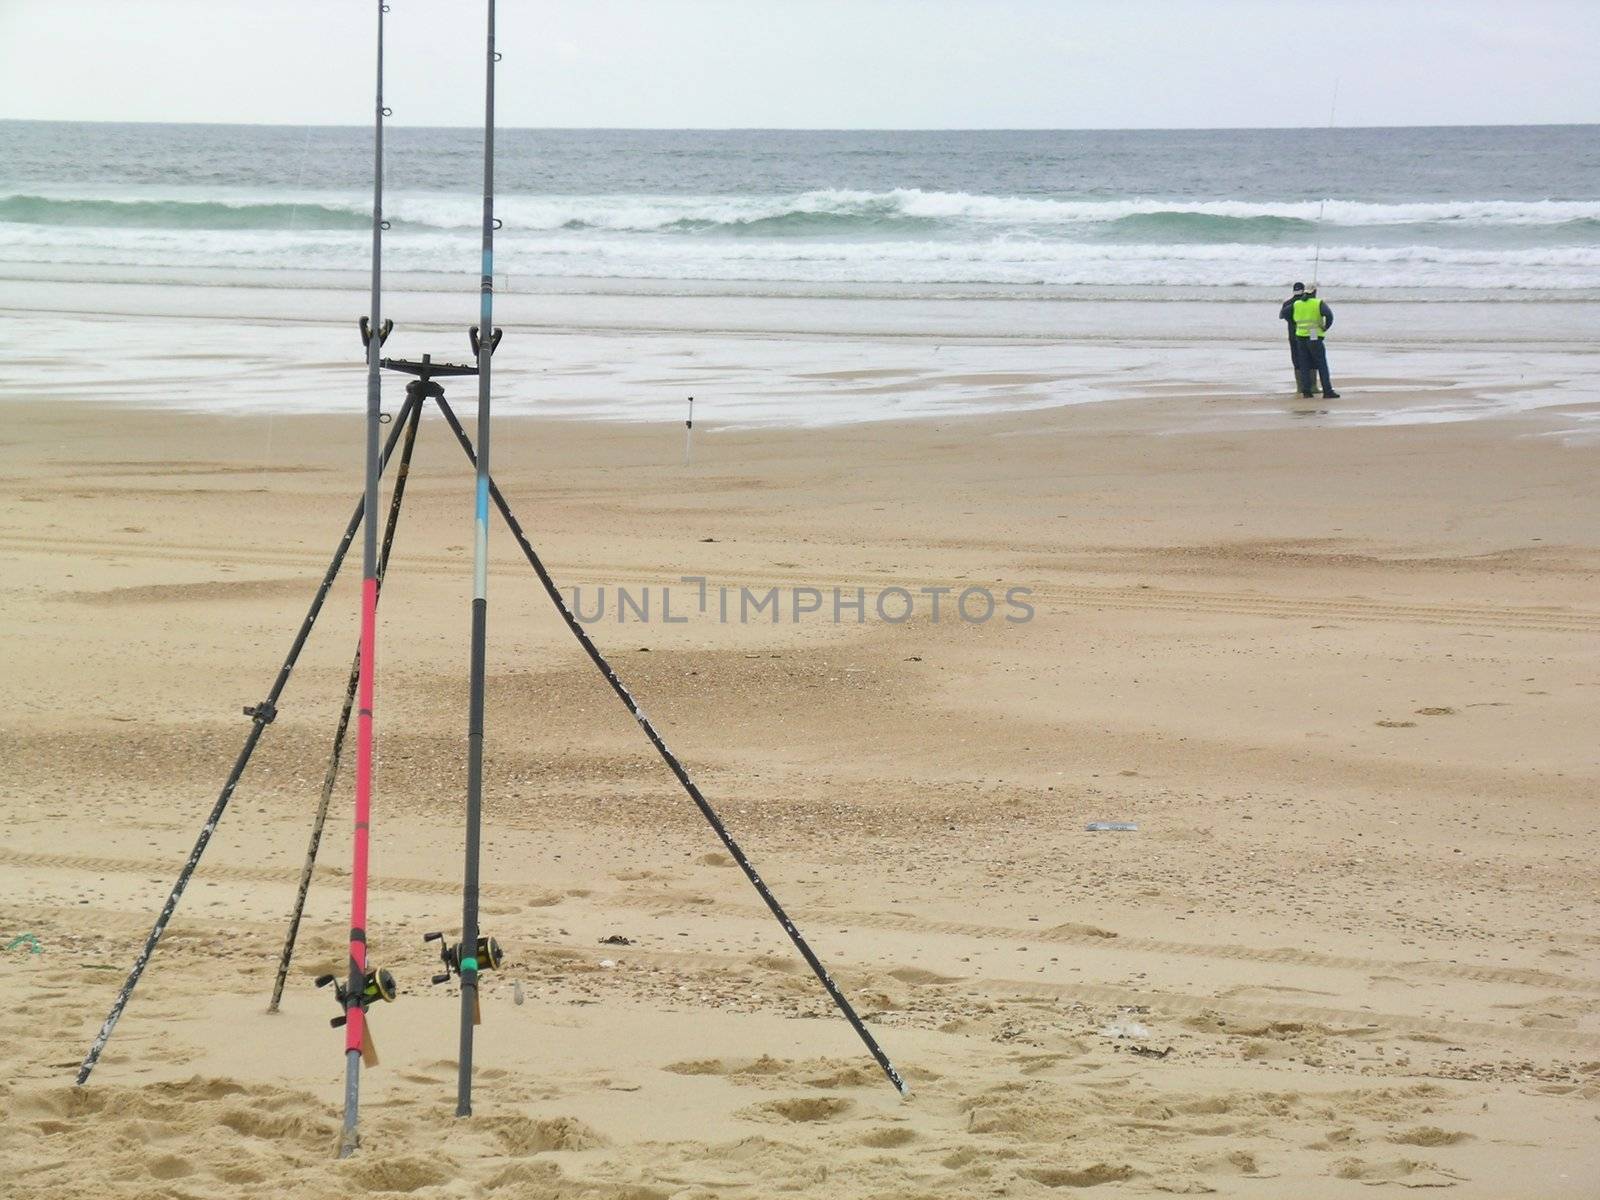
xmin=75 ymin=389 xmax=422 ymax=1086
xmin=268 ymin=398 xmax=423 ymax=1012
xmin=431 ymin=394 xmax=910 ymax=1098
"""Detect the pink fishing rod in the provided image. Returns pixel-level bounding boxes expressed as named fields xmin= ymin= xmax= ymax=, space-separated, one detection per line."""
xmin=337 ymin=0 xmax=390 ymax=1158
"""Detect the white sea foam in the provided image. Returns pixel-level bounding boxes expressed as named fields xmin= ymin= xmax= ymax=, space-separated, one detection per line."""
xmin=5 ymin=182 xmax=1599 ymax=295
xmin=8 ymin=187 xmax=1600 ymax=233
xmin=6 ymin=221 xmax=1599 ymax=291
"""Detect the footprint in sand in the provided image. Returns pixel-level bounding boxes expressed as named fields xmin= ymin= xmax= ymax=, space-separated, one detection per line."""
xmin=1022 ymin=1163 xmax=1136 ymax=1188
xmin=744 ymin=1096 xmax=854 ymax=1123
xmin=751 ymin=953 xmax=803 ymax=974
xmin=1333 ymin=1156 xmax=1464 ymax=1187
xmin=1369 ymin=974 xmax=1422 ymax=990
xmin=887 ymin=966 xmax=963 ymax=985
xmin=1414 ymin=707 xmax=1457 ymax=717
xmin=801 ymin=1063 xmax=884 ymax=1089
xmin=663 ymin=1058 xmax=729 ymax=1077
xmin=485 ymin=1161 xmax=563 ymax=1192
xmin=1390 ymin=1127 xmax=1471 ymax=1147
xmin=144 ymin=1154 xmax=194 ymax=1181
xmin=485 ymin=1113 xmax=606 ymax=1153
xmin=217 ymin=1105 xmax=331 ymax=1146
xmin=341 ymin=1156 xmax=450 ymax=1193
xmin=1306 ymin=1126 xmax=1360 ymax=1152
xmin=859 ymin=1127 xmax=917 ymax=1148
xmin=1191 ymin=1150 xmax=1270 ymax=1178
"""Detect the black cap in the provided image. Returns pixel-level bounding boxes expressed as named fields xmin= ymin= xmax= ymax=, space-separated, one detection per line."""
xmin=1292 ymin=281 xmax=1305 ymax=291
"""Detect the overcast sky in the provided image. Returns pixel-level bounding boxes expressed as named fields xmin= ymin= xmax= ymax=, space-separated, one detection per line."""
xmin=2 ymin=0 xmax=1596 ymax=129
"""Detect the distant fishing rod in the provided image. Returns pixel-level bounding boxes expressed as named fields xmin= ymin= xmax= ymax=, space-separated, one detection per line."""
xmin=1311 ymin=78 xmax=1340 ymax=288
xmin=683 ymin=395 xmax=694 ymax=465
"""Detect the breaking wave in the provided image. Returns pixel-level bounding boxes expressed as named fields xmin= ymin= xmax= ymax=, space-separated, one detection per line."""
xmin=0 ymin=194 xmax=374 ymax=231
xmin=7 ymin=221 xmax=1600 ymax=291
xmin=5 ymin=185 xmax=1598 ymax=292
xmin=8 ymin=189 xmax=1600 ymax=237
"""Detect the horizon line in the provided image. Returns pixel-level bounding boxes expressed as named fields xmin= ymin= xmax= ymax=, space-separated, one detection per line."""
xmin=3 ymin=118 xmax=1597 ymax=134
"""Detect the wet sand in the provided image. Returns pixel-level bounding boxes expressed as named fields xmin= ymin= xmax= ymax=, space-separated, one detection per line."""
xmin=1 ymin=313 xmax=1599 ymax=1197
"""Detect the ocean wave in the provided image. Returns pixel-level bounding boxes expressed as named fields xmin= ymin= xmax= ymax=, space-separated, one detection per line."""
xmin=386 ymin=190 xmax=1600 ymax=234
xmin=8 ymin=189 xmax=1600 ymax=238
xmin=0 ymin=193 xmax=376 ymax=231
xmin=887 ymin=193 xmax=1600 ymax=228
xmin=7 ymin=223 xmax=1599 ymax=290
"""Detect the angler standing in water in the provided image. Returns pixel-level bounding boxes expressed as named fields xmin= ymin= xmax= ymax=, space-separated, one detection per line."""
xmin=1292 ymin=285 xmax=1339 ymax=399
xmin=1279 ymin=281 xmax=1307 ymax=392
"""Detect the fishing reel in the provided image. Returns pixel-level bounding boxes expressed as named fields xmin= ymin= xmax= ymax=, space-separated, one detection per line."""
xmin=423 ymin=931 xmax=503 ymax=984
xmin=315 ymin=967 xmax=397 ymax=1029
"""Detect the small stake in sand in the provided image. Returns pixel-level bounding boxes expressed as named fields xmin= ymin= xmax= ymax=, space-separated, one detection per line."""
xmin=683 ymin=395 xmax=695 ymax=465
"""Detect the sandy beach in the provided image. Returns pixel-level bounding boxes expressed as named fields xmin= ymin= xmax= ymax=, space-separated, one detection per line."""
xmin=2 ymin=282 xmax=1599 ymax=1197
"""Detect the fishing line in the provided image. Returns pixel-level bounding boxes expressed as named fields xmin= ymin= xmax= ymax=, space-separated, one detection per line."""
xmin=258 ymin=127 xmax=314 ymax=482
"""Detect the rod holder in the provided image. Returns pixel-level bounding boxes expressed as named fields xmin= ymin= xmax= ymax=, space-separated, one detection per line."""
xmin=468 ymin=326 xmax=503 ymax=358
xmin=359 ymin=317 xmax=394 ymax=348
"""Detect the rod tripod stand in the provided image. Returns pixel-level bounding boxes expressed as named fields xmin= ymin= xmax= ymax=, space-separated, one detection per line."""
xmin=76 ymin=337 xmax=910 ymax=1107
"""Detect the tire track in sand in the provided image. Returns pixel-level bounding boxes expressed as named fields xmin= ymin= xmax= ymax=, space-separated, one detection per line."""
xmin=23 ymin=898 xmax=1596 ymax=1056
xmin=6 ymin=848 xmax=1594 ymax=997
xmin=606 ymin=890 xmax=1600 ymax=996
xmin=0 ymin=847 xmax=552 ymax=903
xmin=3 ymin=531 xmax=1598 ymax=633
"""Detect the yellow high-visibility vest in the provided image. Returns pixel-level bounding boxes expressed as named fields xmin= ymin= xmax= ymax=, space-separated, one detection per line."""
xmin=1293 ymin=296 xmax=1327 ymax=339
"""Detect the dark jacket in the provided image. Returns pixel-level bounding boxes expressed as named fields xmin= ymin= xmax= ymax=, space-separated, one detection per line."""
xmin=1279 ymin=294 xmax=1302 ymax=336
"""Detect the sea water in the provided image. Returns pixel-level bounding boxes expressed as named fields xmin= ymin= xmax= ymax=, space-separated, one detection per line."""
xmin=3 ymin=123 xmax=1598 ymax=296
xmin=3 ymin=123 xmax=1598 ymax=428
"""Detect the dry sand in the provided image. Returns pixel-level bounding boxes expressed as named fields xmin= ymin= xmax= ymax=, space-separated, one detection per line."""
xmin=2 ymin=371 xmax=1598 ymax=1197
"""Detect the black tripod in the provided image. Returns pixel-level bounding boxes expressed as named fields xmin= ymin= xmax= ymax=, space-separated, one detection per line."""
xmin=76 ymin=331 xmax=911 ymax=1106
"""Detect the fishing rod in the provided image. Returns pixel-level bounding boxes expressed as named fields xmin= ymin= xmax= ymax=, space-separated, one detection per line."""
xmin=456 ymin=0 xmax=500 ymax=1120
xmin=683 ymin=396 xmax=694 ymax=465
xmin=1310 ymin=78 xmax=1339 ymax=288
xmin=338 ymin=0 xmax=392 ymax=1159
